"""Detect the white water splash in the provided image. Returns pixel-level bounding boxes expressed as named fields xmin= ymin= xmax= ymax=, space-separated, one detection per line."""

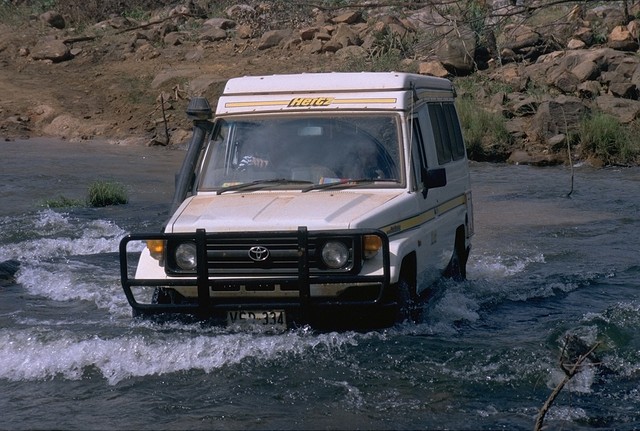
xmin=0 ymin=328 xmax=371 ymax=385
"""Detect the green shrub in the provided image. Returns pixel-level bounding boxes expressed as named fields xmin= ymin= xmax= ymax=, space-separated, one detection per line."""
xmin=456 ymin=96 xmax=511 ymax=160
xmin=87 ymin=180 xmax=128 ymax=207
xmin=579 ymin=112 xmax=640 ymax=165
xmin=43 ymin=195 xmax=84 ymax=208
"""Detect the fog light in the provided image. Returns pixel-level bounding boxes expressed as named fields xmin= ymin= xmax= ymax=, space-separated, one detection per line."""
xmin=175 ymin=242 xmax=197 ymax=270
xmin=363 ymin=235 xmax=382 ymax=259
xmin=321 ymin=241 xmax=349 ymax=269
xmin=146 ymin=239 xmax=165 ymax=260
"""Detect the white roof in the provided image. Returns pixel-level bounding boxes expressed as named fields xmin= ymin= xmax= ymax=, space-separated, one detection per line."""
xmin=222 ymin=72 xmax=453 ymax=95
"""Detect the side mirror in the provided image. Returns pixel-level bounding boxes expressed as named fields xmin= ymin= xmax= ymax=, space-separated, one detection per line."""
xmin=421 ymin=167 xmax=447 ymax=198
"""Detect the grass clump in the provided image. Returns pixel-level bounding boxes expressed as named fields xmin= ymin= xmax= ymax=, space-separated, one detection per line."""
xmin=42 ymin=180 xmax=128 ymax=208
xmin=578 ymin=112 xmax=640 ymax=166
xmin=87 ymin=180 xmax=128 ymax=207
xmin=44 ymin=195 xmax=85 ymax=208
xmin=456 ymin=96 xmax=512 ymax=161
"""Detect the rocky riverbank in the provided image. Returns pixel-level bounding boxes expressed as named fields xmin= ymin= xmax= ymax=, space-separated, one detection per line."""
xmin=1 ymin=0 xmax=639 ymax=166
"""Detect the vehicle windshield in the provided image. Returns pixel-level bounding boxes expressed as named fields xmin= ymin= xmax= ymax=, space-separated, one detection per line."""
xmin=198 ymin=114 xmax=402 ymax=191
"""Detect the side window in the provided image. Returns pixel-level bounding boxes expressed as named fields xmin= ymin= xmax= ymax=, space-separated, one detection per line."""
xmin=444 ymin=103 xmax=466 ymax=160
xmin=410 ymin=116 xmax=426 ymax=191
xmin=428 ymin=104 xmax=451 ymax=164
xmin=428 ymin=102 xmax=466 ymax=164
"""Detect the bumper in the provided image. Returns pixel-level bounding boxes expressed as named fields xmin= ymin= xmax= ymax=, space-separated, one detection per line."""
xmin=119 ymin=228 xmax=395 ymax=328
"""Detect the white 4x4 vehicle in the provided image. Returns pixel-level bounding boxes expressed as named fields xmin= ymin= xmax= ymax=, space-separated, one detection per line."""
xmin=120 ymin=72 xmax=473 ymax=330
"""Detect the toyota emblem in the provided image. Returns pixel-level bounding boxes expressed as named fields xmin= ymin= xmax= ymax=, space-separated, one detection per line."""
xmin=248 ymin=246 xmax=270 ymax=262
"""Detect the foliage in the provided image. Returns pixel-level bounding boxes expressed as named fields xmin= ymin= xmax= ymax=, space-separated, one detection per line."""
xmin=456 ymin=95 xmax=511 ymax=160
xmin=43 ymin=195 xmax=84 ymax=208
xmin=87 ymin=180 xmax=128 ymax=207
xmin=578 ymin=112 xmax=640 ymax=165
xmin=42 ymin=180 xmax=128 ymax=208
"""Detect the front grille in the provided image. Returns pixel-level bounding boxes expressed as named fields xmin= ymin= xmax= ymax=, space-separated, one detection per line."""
xmin=165 ymin=230 xmax=361 ymax=276
xmin=206 ymin=235 xmax=320 ymax=274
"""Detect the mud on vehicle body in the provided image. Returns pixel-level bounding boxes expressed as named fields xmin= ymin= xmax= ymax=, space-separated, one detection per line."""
xmin=120 ymin=72 xmax=474 ymax=330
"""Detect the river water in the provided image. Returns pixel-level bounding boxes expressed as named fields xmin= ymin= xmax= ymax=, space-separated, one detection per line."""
xmin=1 ymin=138 xmax=639 ymax=430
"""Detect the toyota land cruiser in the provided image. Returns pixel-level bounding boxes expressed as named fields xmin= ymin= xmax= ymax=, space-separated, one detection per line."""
xmin=119 ymin=72 xmax=473 ymax=330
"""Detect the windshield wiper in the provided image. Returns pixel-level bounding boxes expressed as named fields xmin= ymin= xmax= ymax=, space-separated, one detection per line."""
xmin=216 ymin=179 xmax=313 ymax=195
xmin=301 ymin=178 xmax=398 ymax=193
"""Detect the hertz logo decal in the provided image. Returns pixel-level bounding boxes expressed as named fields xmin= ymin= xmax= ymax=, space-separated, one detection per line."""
xmin=288 ymin=97 xmax=334 ymax=107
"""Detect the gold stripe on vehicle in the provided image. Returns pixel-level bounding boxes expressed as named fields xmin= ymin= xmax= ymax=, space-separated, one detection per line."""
xmin=381 ymin=194 xmax=468 ymax=236
xmin=225 ymin=97 xmax=397 ymax=109
xmin=225 ymin=100 xmax=291 ymax=108
xmin=332 ymin=98 xmax=397 ymax=104
xmin=436 ymin=194 xmax=467 ymax=215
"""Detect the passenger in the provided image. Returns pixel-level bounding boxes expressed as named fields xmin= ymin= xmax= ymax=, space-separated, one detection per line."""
xmin=339 ymin=138 xmax=382 ymax=179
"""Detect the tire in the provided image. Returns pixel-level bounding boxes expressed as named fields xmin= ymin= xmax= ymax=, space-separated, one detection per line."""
xmin=444 ymin=236 xmax=469 ymax=282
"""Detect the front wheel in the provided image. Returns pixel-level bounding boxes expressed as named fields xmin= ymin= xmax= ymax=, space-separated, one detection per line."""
xmin=444 ymin=234 xmax=469 ymax=282
xmin=394 ymin=277 xmax=420 ymax=324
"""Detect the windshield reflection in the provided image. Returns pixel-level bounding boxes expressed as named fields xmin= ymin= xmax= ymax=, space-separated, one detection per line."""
xmin=198 ymin=115 xmax=402 ymax=190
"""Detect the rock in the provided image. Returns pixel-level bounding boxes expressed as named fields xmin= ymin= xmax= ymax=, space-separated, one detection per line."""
xmin=330 ymin=23 xmax=360 ymax=49
xmin=504 ymin=117 xmax=529 ymax=139
xmin=577 ymin=81 xmax=601 ymax=98
xmin=31 ymin=39 xmax=71 ymax=63
xmin=490 ymin=63 xmax=528 ymax=91
xmin=511 ymin=97 xmax=538 ymax=117
xmin=573 ymin=27 xmax=593 ymax=44
xmin=39 ymin=11 xmax=65 ymax=29
xmin=434 ymin=24 xmax=476 ymax=75
xmin=628 ymin=20 xmax=640 ymax=39
xmin=335 ymin=45 xmax=367 ymax=61
xmin=507 ymin=150 xmax=563 ymax=166
xmin=531 ymin=96 xmax=588 ymax=141
xmin=571 ymin=60 xmax=600 ymax=81
xmin=225 ymin=4 xmax=256 ymax=19
xmin=567 ymin=38 xmax=586 ymax=50
xmin=595 ymin=95 xmax=640 ymax=123
xmin=202 ymin=18 xmax=236 ymax=30
xmin=503 ymin=24 xmax=541 ymax=52
xmin=199 ymin=27 xmax=227 ymax=42
xmin=608 ymin=26 xmax=639 ymax=51
xmin=418 ymin=60 xmax=449 ymax=78
xmin=299 ymin=27 xmax=319 ymax=41
xmin=332 ymin=11 xmax=362 ymax=25
xmin=257 ymin=29 xmax=291 ymax=50
xmin=236 ymin=24 xmax=253 ymax=39
xmin=164 ymin=32 xmax=183 ymax=46
xmin=609 ymin=83 xmax=637 ymax=99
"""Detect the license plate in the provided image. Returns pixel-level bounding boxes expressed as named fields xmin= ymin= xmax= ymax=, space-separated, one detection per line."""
xmin=227 ymin=310 xmax=286 ymax=330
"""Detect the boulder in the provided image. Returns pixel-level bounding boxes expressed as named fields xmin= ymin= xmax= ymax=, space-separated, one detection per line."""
xmin=335 ymin=45 xmax=367 ymax=61
xmin=531 ymin=96 xmax=588 ymax=141
xmin=31 ymin=39 xmax=71 ymax=62
xmin=567 ymin=38 xmax=586 ymax=50
xmin=257 ymin=29 xmax=292 ymax=50
xmin=577 ymin=80 xmax=601 ymax=98
xmin=503 ymin=24 xmax=541 ymax=51
xmin=608 ymin=26 xmax=639 ymax=51
xmin=199 ymin=27 xmax=227 ymax=42
xmin=434 ymin=24 xmax=476 ymax=75
xmin=595 ymin=95 xmax=640 ymax=123
xmin=609 ymin=83 xmax=638 ymax=99
xmin=332 ymin=11 xmax=362 ymax=25
xmin=39 ymin=11 xmax=65 ymax=29
xmin=571 ymin=60 xmax=600 ymax=82
xmin=202 ymin=18 xmax=236 ymax=30
xmin=418 ymin=60 xmax=449 ymax=77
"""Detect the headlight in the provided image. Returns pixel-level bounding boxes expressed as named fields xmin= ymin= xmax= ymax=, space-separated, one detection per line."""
xmin=321 ymin=241 xmax=349 ymax=269
xmin=175 ymin=242 xmax=197 ymax=270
